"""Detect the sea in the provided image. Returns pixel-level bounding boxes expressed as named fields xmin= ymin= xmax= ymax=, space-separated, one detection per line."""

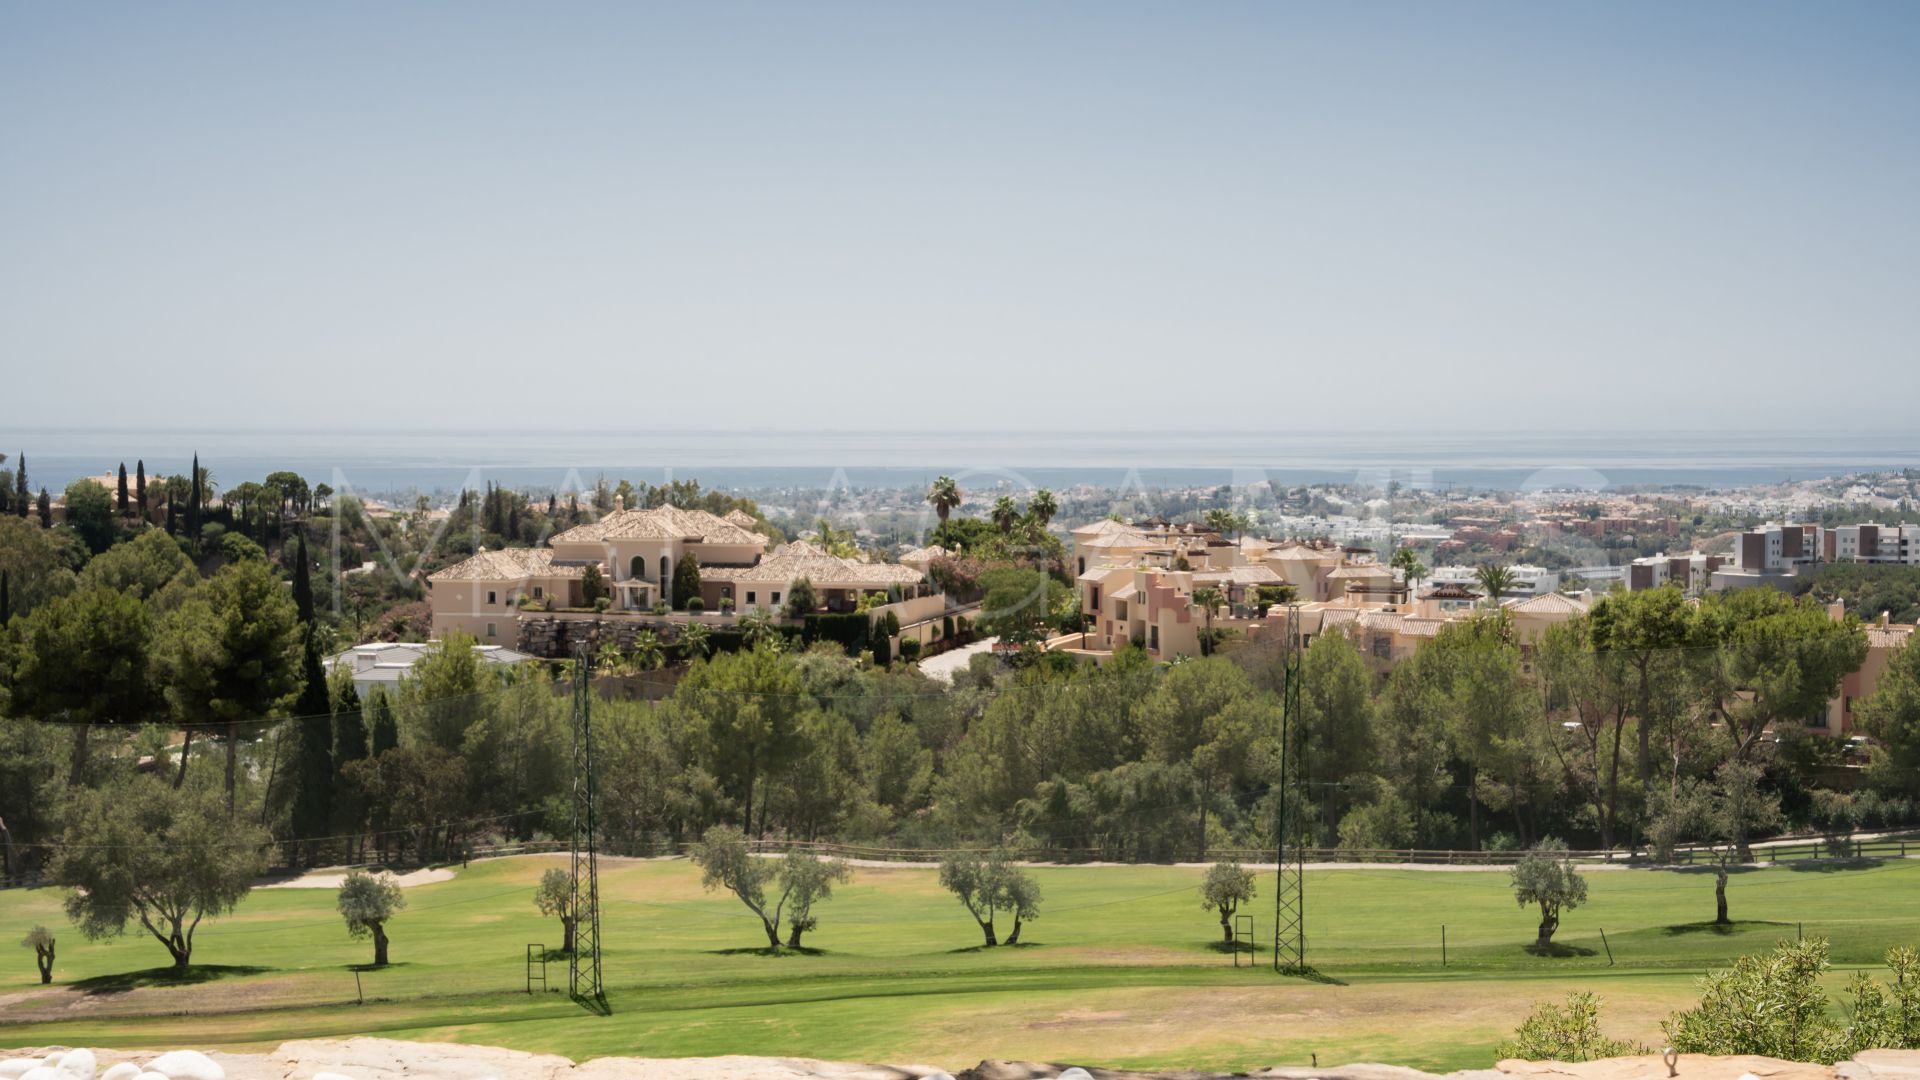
xmin=9 ymin=427 xmax=1920 ymax=499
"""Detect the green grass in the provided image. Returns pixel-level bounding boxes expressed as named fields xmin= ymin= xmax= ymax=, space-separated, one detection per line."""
xmin=3 ymin=855 xmax=1917 ymax=1072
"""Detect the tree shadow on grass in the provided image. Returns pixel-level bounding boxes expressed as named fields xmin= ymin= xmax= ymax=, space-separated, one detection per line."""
xmin=72 ymin=964 xmax=270 ymax=996
xmin=346 ymin=961 xmax=416 ymax=973
xmin=1650 ymin=864 xmax=1766 ymax=877
xmin=945 ymin=941 xmax=1044 ymax=954
xmin=1205 ymin=940 xmax=1259 ymax=955
xmin=1522 ymin=942 xmax=1597 ymax=958
xmin=1277 ymin=965 xmax=1347 ymax=986
xmin=1662 ymin=920 xmax=1789 ymax=937
xmin=1784 ymin=858 xmax=1886 ymax=873
xmin=705 ymin=945 xmax=828 ymax=957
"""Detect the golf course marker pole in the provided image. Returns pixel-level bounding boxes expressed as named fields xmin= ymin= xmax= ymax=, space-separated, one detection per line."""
xmin=569 ymin=640 xmax=606 ymax=1007
xmin=1273 ymin=602 xmax=1308 ymax=975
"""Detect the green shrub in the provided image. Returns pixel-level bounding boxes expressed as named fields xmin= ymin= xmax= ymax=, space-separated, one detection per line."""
xmin=1497 ymin=992 xmax=1638 ymax=1062
xmin=872 ymin=634 xmax=892 ymax=667
xmin=898 ymin=638 xmax=922 ymax=662
xmin=593 ymin=596 xmax=611 ymax=613
xmin=652 ymin=600 xmax=670 ymax=616
xmin=687 ymin=597 xmax=705 ymax=613
xmin=1664 ymin=938 xmax=1844 ymax=1061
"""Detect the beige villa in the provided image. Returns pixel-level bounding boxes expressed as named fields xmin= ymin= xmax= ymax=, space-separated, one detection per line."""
xmin=427 ymin=503 xmax=934 ymax=641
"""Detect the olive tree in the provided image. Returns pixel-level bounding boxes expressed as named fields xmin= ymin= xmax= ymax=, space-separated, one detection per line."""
xmin=938 ymin=848 xmax=1042 ymax=947
xmin=21 ymin=926 xmax=54 ymax=984
xmin=534 ymin=867 xmax=577 ymax=953
xmin=691 ymin=825 xmax=851 ymax=950
xmin=1511 ymin=841 xmax=1587 ymax=950
xmin=52 ymin=779 xmax=266 ymax=969
xmin=337 ymin=870 xmax=406 ymax=966
xmin=1199 ymin=861 xmax=1256 ymax=946
xmin=779 ymin=848 xmax=852 ymax=948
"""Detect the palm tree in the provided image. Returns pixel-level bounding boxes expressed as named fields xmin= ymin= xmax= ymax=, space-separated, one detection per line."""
xmin=1190 ymin=586 xmax=1225 ymax=654
xmin=680 ymin=622 xmax=712 ymax=661
xmin=739 ymin=610 xmax=781 ymax=651
xmin=927 ymin=476 xmax=961 ymax=526
xmin=595 ymin=640 xmax=630 ymax=676
xmin=1029 ymin=489 xmax=1058 ymax=528
xmin=1474 ymin=564 xmax=1518 ymax=609
xmin=991 ymin=495 xmax=1019 ymax=535
xmin=631 ymin=629 xmax=664 ymax=671
xmin=1391 ymin=547 xmax=1429 ymax=594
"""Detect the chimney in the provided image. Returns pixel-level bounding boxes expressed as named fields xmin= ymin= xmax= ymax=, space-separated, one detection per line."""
xmin=1881 ymin=611 xmax=1891 ymax=628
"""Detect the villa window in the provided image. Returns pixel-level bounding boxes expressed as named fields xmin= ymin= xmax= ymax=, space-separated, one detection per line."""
xmin=486 ymin=590 xmax=497 ymax=605
xmin=747 ymin=591 xmax=757 ymax=605
xmin=486 ymin=623 xmax=496 ymax=638
xmin=631 ymin=555 xmax=646 ymax=580
xmin=772 ymin=591 xmax=782 ymax=606
xmin=533 ymin=586 xmax=544 ymax=599
xmin=1149 ymin=626 xmax=1159 ymax=651
xmin=660 ymin=556 xmax=669 ymax=583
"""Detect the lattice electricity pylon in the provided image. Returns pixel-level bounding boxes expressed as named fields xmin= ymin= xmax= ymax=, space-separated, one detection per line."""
xmin=1272 ymin=602 xmax=1308 ymax=975
xmin=568 ymin=640 xmax=606 ymax=1007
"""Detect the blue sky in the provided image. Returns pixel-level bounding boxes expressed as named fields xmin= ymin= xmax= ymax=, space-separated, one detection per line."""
xmin=3 ymin=2 xmax=1916 ymax=431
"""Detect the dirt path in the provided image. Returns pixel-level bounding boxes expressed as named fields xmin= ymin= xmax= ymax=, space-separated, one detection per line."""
xmin=258 ymin=866 xmax=456 ymax=890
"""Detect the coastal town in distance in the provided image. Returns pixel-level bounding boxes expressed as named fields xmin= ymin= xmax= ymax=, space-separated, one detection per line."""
xmin=6 ymin=2 xmax=1920 ymax=1079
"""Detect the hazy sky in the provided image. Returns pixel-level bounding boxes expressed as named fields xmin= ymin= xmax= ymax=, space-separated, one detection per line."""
xmin=3 ymin=2 xmax=1916 ymax=432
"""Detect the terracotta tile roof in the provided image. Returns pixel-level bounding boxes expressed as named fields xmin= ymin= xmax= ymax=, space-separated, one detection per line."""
xmin=704 ymin=541 xmax=924 ymax=587
xmin=1327 ymin=565 xmax=1391 ymax=579
xmin=900 ymin=544 xmax=952 ymax=563
xmin=1073 ymin=519 xmax=1149 ymax=539
xmin=723 ymin=509 xmax=761 ymax=530
xmin=427 ymin=547 xmax=585 ymax=582
xmin=550 ymin=503 xmax=767 ymax=546
xmin=1868 ymin=626 xmax=1914 ymax=649
xmin=1400 ymin=617 xmax=1449 ymax=637
xmin=1194 ymin=565 xmax=1284 ymax=585
xmin=1357 ymin=611 xmax=1406 ymax=631
xmin=1504 ymin=592 xmax=1591 ymax=615
xmin=1081 ymin=532 xmax=1153 ymax=550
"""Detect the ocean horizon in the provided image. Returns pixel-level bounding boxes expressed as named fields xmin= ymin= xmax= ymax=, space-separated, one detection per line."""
xmin=7 ymin=426 xmax=1918 ymax=497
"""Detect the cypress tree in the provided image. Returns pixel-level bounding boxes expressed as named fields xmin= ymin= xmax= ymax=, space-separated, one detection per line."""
xmin=136 ymin=460 xmax=147 ymax=521
xmin=186 ymin=453 xmax=202 ymax=544
xmin=36 ymin=488 xmax=51 ymax=529
xmin=332 ymin=678 xmax=369 ymax=861
xmin=292 ymin=532 xmax=315 ymax=625
xmin=289 ymin=637 xmax=335 ymax=863
xmin=165 ymin=495 xmax=176 ymax=536
xmin=14 ymin=453 xmax=26 ymax=517
xmin=117 ymin=463 xmax=129 ymax=513
xmin=369 ymin=690 xmax=398 ymax=756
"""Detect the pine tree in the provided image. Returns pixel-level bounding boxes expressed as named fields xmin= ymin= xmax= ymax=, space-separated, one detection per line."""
xmin=136 ymin=460 xmax=147 ymax=521
xmin=117 ymin=463 xmax=129 ymax=513
xmin=369 ymin=690 xmax=398 ymax=756
xmin=36 ymin=488 xmax=51 ymax=529
xmin=289 ymin=638 xmax=334 ymax=864
xmin=292 ymin=533 xmax=315 ymax=625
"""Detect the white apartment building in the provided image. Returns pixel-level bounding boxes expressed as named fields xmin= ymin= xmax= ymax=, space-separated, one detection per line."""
xmin=1625 ymin=551 xmax=1729 ymax=594
xmin=1825 ymin=523 xmax=1920 ymax=566
xmin=1736 ymin=523 xmax=1823 ymax=574
xmin=1428 ymin=563 xmax=1560 ymax=597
